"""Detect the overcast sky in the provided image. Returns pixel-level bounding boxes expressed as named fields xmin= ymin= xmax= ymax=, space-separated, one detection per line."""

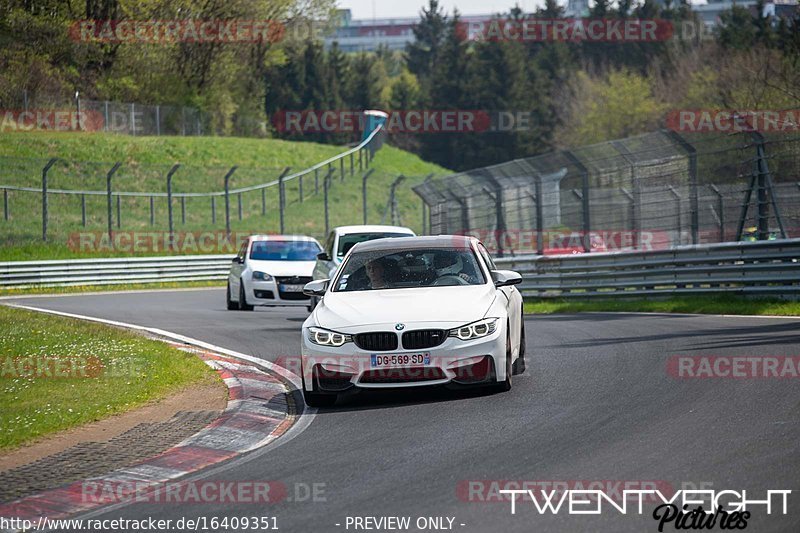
xmin=336 ymin=0 xmax=546 ymax=20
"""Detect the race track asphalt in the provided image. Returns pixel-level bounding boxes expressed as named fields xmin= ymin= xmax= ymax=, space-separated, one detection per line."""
xmin=7 ymin=289 xmax=800 ymax=532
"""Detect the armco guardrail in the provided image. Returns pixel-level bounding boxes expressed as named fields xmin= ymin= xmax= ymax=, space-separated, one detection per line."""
xmin=494 ymin=239 xmax=800 ymax=298
xmin=0 ymin=255 xmax=233 ymax=289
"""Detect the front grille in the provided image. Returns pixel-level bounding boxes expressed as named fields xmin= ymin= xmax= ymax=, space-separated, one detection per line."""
xmin=360 ymin=367 xmax=446 ymax=384
xmin=354 ymin=332 xmax=398 ymax=351
xmin=402 ymin=329 xmax=446 ymax=350
xmin=276 ymin=276 xmax=312 ymax=301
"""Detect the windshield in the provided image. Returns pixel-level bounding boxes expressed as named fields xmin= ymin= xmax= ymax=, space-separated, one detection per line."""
xmin=333 ymin=248 xmax=486 ymax=292
xmin=249 ymin=240 xmax=321 ymax=261
xmin=336 ymin=233 xmax=412 ymax=258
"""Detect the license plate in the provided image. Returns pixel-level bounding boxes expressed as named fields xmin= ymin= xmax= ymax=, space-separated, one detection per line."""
xmin=280 ymin=284 xmax=304 ymax=292
xmin=371 ymin=353 xmax=431 ymax=367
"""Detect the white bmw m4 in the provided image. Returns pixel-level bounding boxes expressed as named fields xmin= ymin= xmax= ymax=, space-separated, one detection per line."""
xmin=300 ymin=235 xmax=525 ymax=407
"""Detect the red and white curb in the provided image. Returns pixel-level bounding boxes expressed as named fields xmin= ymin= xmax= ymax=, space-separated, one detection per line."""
xmin=0 ymin=304 xmax=313 ymax=530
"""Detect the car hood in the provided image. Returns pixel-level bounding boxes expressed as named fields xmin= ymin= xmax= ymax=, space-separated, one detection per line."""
xmin=315 ymin=285 xmax=497 ymax=329
xmin=248 ymin=260 xmax=315 ymax=277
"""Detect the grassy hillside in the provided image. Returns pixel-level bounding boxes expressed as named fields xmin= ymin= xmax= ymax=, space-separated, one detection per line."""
xmin=0 ymin=132 xmax=449 ymax=260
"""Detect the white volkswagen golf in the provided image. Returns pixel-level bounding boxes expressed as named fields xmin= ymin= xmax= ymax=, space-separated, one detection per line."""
xmin=300 ymin=235 xmax=525 ymax=407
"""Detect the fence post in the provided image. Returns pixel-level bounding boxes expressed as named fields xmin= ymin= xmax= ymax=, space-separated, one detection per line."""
xmin=340 ymin=158 xmax=345 ymax=182
xmin=81 ymin=194 xmax=86 ymax=226
xmin=278 ymin=167 xmax=291 ymax=234
xmin=116 ymin=195 xmax=121 ymax=229
xmin=3 ymin=188 xmax=7 ymax=221
xmin=181 ymin=196 xmax=186 ymax=225
xmin=621 ymin=187 xmax=636 ymax=248
xmin=754 ymin=132 xmax=787 ymax=239
xmin=166 ymin=164 xmax=181 ymax=248
xmin=563 ymin=150 xmax=591 ymax=252
xmin=666 ymin=131 xmax=699 ymax=245
xmin=104 ymin=101 xmax=109 ymax=132
xmin=314 ymin=168 xmax=319 ymax=195
xmin=211 ymin=196 xmax=216 ymax=224
xmin=299 ymin=174 xmax=304 ymax=203
xmin=350 ymin=152 xmax=354 ymax=177
xmin=238 ymin=193 xmax=243 ymax=221
xmin=150 ymin=196 xmax=155 ymax=226
xmin=41 ymin=158 xmax=58 ymax=242
xmin=323 ymin=168 xmax=333 ymax=235
xmin=534 ymin=175 xmax=544 ymax=255
xmin=130 ymin=103 xmax=136 ymax=136
xmin=224 ymin=167 xmax=237 ymax=237
xmin=155 ymin=105 xmax=161 ymax=136
xmin=388 ymin=175 xmax=406 ymax=225
xmin=667 ymin=186 xmax=682 ymax=241
xmin=261 ymin=188 xmax=266 ymax=216
xmin=362 ymin=169 xmax=374 ymax=224
xmin=359 ymin=149 xmax=363 ymax=171
xmin=106 ymin=162 xmax=121 ymax=242
xmin=710 ymin=185 xmax=724 ymax=242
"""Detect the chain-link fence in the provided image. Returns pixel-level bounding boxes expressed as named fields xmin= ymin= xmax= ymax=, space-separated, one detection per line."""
xmin=6 ymin=90 xmax=208 ymax=136
xmin=0 ymin=128 xmax=386 ymax=254
xmin=414 ymin=128 xmax=800 ymax=256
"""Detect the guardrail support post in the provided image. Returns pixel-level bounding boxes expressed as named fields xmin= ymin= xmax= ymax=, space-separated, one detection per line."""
xmin=41 ymin=158 xmax=58 ymax=242
xmin=563 ymin=150 xmax=592 ymax=252
xmin=106 ymin=162 xmax=121 ymax=243
xmin=166 ymin=164 xmax=181 ymax=249
xmin=81 ymin=194 xmax=86 ymax=227
xmin=362 ymin=169 xmax=374 ymax=224
xmin=224 ymin=166 xmax=237 ymax=238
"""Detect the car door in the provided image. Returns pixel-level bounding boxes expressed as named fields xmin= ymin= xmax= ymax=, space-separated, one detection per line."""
xmin=313 ymin=231 xmax=336 ymax=281
xmin=230 ymin=239 xmax=249 ymax=294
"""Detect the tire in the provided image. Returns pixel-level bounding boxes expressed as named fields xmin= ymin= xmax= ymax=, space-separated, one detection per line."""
xmin=302 ymin=389 xmax=338 ymax=408
xmin=307 ymin=296 xmax=318 ymax=313
xmin=301 ymin=370 xmax=337 ymax=407
xmin=238 ymin=282 xmax=254 ymax=311
xmin=226 ymin=281 xmax=238 ymax=310
xmin=493 ymin=323 xmax=512 ymax=392
xmin=513 ymin=313 xmax=526 ymax=375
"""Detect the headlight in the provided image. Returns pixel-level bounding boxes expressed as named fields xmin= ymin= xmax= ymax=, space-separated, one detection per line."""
xmin=449 ymin=318 xmax=498 ymax=341
xmin=307 ymin=327 xmax=352 ymax=347
xmin=252 ymin=271 xmax=273 ymax=281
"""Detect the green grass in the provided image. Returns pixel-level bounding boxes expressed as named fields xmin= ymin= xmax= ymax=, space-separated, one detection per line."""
xmin=0 ymin=280 xmax=224 ymax=297
xmin=524 ymin=295 xmax=800 ymax=316
xmin=0 ymin=305 xmax=221 ymax=449
xmin=0 ymin=132 xmax=450 ymax=260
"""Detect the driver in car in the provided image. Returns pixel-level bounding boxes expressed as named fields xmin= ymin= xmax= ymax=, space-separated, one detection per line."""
xmin=430 ymin=251 xmax=480 ymax=284
xmin=365 ymin=258 xmax=391 ymax=289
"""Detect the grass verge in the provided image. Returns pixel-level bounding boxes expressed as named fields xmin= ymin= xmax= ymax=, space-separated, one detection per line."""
xmin=524 ymin=295 xmax=800 ymax=317
xmin=0 ymin=305 xmax=220 ymax=449
xmin=0 ymin=280 xmax=224 ymax=297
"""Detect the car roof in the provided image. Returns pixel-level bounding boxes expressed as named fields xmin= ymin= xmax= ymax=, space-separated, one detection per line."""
xmin=350 ymin=235 xmax=475 ymax=253
xmin=333 ymin=225 xmax=414 ymax=235
xmin=248 ymin=234 xmax=318 ymax=242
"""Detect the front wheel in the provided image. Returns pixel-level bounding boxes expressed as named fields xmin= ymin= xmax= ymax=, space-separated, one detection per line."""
xmin=492 ymin=324 xmax=512 ymax=392
xmin=226 ymin=281 xmax=238 ymax=310
xmin=239 ymin=282 xmax=254 ymax=311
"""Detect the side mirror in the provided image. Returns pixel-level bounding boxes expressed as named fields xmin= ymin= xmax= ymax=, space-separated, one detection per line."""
xmin=232 ymin=257 xmax=244 ymax=264
xmin=317 ymin=252 xmax=331 ymax=261
xmin=303 ymin=279 xmax=329 ymax=297
xmin=491 ymin=270 xmax=522 ymax=288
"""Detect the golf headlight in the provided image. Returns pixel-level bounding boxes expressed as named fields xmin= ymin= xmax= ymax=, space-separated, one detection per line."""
xmin=252 ymin=271 xmax=273 ymax=281
xmin=450 ymin=318 xmax=498 ymax=341
xmin=307 ymin=327 xmax=351 ymax=347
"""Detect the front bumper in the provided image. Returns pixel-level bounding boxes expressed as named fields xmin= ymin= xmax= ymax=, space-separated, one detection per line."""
xmin=300 ymin=324 xmax=506 ymax=392
xmin=247 ymin=279 xmax=310 ymax=307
